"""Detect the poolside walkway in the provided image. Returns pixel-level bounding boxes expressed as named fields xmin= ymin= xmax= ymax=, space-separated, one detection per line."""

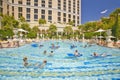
xmin=0 ymin=39 xmax=120 ymax=49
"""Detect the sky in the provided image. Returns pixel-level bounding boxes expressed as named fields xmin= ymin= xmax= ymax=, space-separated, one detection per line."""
xmin=81 ymin=0 xmax=120 ymax=24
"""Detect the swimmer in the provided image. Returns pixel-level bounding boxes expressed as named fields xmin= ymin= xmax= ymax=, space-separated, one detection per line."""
xmin=23 ymin=57 xmax=28 ymax=67
xmin=35 ymin=60 xmax=47 ymax=69
xmin=39 ymin=60 xmax=47 ymax=68
xmin=43 ymin=50 xmax=47 ymax=55
xmin=74 ymin=50 xmax=79 ymax=56
xmin=93 ymin=52 xmax=99 ymax=57
xmin=49 ymin=51 xmax=54 ymax=56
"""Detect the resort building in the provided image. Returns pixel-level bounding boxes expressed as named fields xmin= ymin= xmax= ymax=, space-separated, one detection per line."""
xmin=1 ymin=0 xmax=81 ymax=31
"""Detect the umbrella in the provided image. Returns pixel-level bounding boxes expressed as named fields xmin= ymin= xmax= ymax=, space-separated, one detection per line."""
xmin=107 ymin=36 xmax=115 ymax=38
xmin=95 ymin=28 xmax=106 ymax=43
xmin=18 ymin=29 xmax=28 ymax=33
xmin=17 ymin=29 xmax=28 ymax=40
xmin=106 ymin=36 xmax=116 ymax=42
xmin=95 ymin=28 xmax=106 ymax=33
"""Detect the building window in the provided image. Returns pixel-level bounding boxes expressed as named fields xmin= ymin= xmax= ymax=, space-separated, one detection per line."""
xmin=41 ymin=10 xmax=45 ymax=14
xmin=34 ymin=9 xmax=38 ymax=14
xmin=73 ymin=15 xmax=75 ymax=19
xmin=63 ymin=13 xmax=66 ymax=17
xmin=12 ymin=13 xmax=14 ymax=16
xmin=73 ymin=20 xmax=75 ymax=26
xmin=48 ymin=10 xmax=52 ymax=15
xmin=18 ymin=13 xmax=22 ymax=18
xmin=68 ymin=9 xmax=71 ymax=12
xmin=48 ymin=5 xmax=52 ymax=8
xmin=58 ymin=0 xmax=61 ymax=10
xmin=48 ymin=0 xmax=52 ymax=8
xmin=0 ymin=0 xmax=2 ymax=6
xmin=58 ymin=6 xmax=61 ymax=10
xmin=41 ymin=15 xmax=45 ymax=19
xmin=18 ymin=0 xmax=22 ymax=4
xmin=68 ymin=19 xmax=71 ymax=22
xmin=18 ymin=7 xmax=22 ymax=12
xmin=68 ymin=0 xmax=71 ymax=12
xmin=42 ymin=0 xmax=45 ymax=3
xmin=42 ymin=4 xmax=45 ymax=7
xmin=7 ymin=5 xmax=9 ymax=15
xmin=41 ymin=0 xmax=45 ymax=7
xmin=58 ymin=17 xmax=61 ymax=22
xmin=58 ymin=12 xmax=61 ymax=16
xmin=73 ymin=0 xmax=76 ymax=14
xmin=63 ymin=1 xmax=66 ymax=11
xmin=63 ymin=18 xmax=66 ymax=22
xmin=34 ymin=0 xmax=38 ymax=6
xmin=26 ymin=8 xmax=30 ymax=13
xmin=12 ymin=0 xmax=14 ymax=3
xmin=26 ymin=14 xmax=30 ymax=19
xmin=48 ymin=16 xmax=52 ymax=21
xmin=18 ymin=7 xmax=22 ymax=18
xmin=26 ymin=0 xmax=31 ymax=5
xmin=12 ymin=6 xmax=14 ymax=11
xmin=77 ymin=16 xmax=79 ymax=19
xmin=68 ymin=14 xmax=71 ymax=18
xmin=26 ymin=14 xmax=30 ymax=22
xmin=34 ymin=14 xmax=38 ymax=21
xmin=77 ymin=21 xmax=79 ymax=25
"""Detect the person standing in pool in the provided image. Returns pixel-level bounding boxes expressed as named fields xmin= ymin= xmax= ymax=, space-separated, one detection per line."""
xmin=49 ymin=51 xmax=54 ymax=56
xmin=43 ymin=50 xmax=47 ymax=55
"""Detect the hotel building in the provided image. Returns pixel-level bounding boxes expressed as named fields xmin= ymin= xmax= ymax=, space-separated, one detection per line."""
xmin=0 ymin=0 xmax=81 ymax=31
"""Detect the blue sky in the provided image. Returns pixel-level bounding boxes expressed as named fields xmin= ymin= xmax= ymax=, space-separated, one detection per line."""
xmin=81 ymin=0 xmax=120 ymax=24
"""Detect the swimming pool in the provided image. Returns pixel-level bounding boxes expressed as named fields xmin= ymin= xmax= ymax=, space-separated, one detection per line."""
xmin=0 ymin=40 xmax=120 ymax=80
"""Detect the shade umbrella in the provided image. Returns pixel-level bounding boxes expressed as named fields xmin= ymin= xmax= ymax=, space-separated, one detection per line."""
xmin=95 ymin=28 xmax=106 ymax=33
xmin=17 ymin=29 xmax=28 ymax=41
xmin=106 ymin=36 xmax=116 ymax=42
xmin=95 ymin=28 xmax=106 ymax=43
xmin=17 ymin=29 xmax=28 ymax=33
xmin=107 ymin=36 xmax=116 ymax=38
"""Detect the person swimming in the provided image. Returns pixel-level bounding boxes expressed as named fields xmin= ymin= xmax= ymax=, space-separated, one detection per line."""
xmin=39 ymin=60 xmax=47 ymax=68
xmin=93 ymin=52 xmax=99 ymax=57
xmin=74 ymin=50 xmax=79 ymax=56
xmin=23 ymin=57 xmax=28 ymax=67
xmin=23 ymin=57 xmax=47 ymax=68
xmin=43 ymin=50 xmax=47 ymax=55
xmin=35 ymin=60 xmax=47 ymax=68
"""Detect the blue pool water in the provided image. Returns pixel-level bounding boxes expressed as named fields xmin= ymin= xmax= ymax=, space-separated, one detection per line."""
xmin=0 ymin=40 xmax=120 ymax=80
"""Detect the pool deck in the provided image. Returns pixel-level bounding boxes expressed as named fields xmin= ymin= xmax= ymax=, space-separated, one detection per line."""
xmin=0 ymin=39 xmax=120 ymax=49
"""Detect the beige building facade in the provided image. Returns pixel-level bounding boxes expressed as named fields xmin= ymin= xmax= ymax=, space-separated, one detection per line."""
xmin=1 ymin=0 xmax=81 ymax=28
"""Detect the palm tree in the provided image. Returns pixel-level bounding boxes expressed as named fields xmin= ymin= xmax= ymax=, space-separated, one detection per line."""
xmin=38 ymin=18 xmax=46 ymax=27
xmin=48 ymin=24 xmax=57 ymax=39
xmin=63 ymin=26 xmax=73 ymax=39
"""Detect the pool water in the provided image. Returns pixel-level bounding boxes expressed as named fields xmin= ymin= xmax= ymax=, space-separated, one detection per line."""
xmin=0 ymin=40 xmax=120 ymax=80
